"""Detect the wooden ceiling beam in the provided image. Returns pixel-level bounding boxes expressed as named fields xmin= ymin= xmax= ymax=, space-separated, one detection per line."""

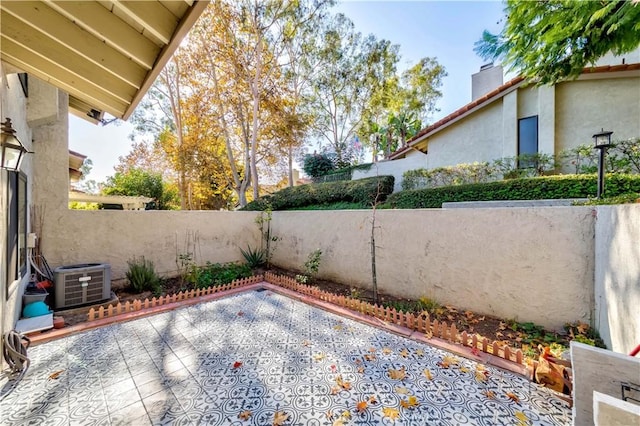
xmin=112 ymin=0 xmax=179 ymax=45
xmin=2 ymin=2 xmax=146 ymax=88
xmin=47 ymin=0 xmax=160 ymax=70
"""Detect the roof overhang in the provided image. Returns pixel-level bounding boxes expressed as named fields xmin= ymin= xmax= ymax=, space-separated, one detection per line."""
xmin=0 ymin=0 xmax=208 ymax=123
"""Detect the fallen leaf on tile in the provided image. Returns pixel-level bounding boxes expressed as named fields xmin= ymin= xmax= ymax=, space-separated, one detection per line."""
xmin=368 ymin=347 xmax=377 ymax=353
xmin=238 ymin=410 xmax=252 ymax=421
xmin=399 ymin=349 xmax=409 ymax=358
xmin=357 ymin=366 xmax=365 ymax=374
xmin=354 ymin=358 xmax=362 ymax=365
xmin=400 ymin=395 xmax=419 ymax=409
xmin=356 ymin=400 xmax=368 ymax=412
xmin=332 ymin=419 xmax=346 ymax=426
xmin=237 ymin=311 xmax=244 ymax=316
xmin=471 ymin=347 xmax=480 ymax=356
xmin=48 ymin=370 xmax=64 ymax=380
xmin=394 ymin=386 xmax=410 ymax=394
xmin=333 ymin=324 xmax=343 ymax=331
xmin=382 ymin=347 xmax=393 ymax=355
xmin=443 ymin=355 xmax=459 ymax=365
xmin=382 ymin=407 xmax=400 ymax=421
xmin=425 ymin=330 xmax=433 ymax=339
xmin=423 ymin=369 xmax=433 ymax=380
xmin=515 ymin=411 xmax=529 ymax=423
xmin=341 ymin=411 xmax=351 ymax=419
xmin=330 ymin=385 xmax=341 ymax=395
xmin=313 ymin=353 xmax=325 ymax=362
xmin=273 ymin=411 xmax=289 ymax=426
xmin=388 ymin=366 xmax=406 ymax=380
xmin=369 ymin=395 xmax=378 ymax=404
xmin=330 ymin=365 xmax=337 ymax=373
xmin=325 ymin=411 xmax=334 ymax=420
xmin=301 ymin=340 xmax=311 ymax=347
xmin=506 ymin=392 xmax=520 ymax=403
xmin=483 ymin=390 xmax=496 ymax=399
xmin=475 ymin=370 xmax=489 ymax=382
xmin=364 ymin=354 xmax=376 ymax=361
xmin=335 ymin=375 xmax=351 ymax=390
xmin=233 ymin=361 xmax=243 ymax=369
xmin=459 ymin=366 xmax=470 ymax=373
xmin=415 ymin=349 xmax=425 ymax=357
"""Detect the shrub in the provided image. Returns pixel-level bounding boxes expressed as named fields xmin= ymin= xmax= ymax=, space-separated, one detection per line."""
xmin=384 ymin=174 xmax=640 ymax=209
xmin=196 ymin=262 xmax=253 ymax=289
xmin=303 ymin=153 xmax=335 ymax=178
xmin=402 ymin=162 xmax=497 ymax=190
xmin=241 ymin=175 xmax=395 ymax=211
xmin=126 ymin=257 xmax=161 ymax=293
xmin=240 ymin=245 xmax=266 ymax=268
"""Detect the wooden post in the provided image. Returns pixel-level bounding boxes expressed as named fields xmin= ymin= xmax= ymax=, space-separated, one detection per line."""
xmin=88 ymin=308 xmax=95 ymax=321
xmin=98 ymin=306 xmax=105 ymax=319
xmin=461 ymin=331 xmax=468 ymax=347
xmin=516 ymin=349 xmax=523 ymax=364
xmin=482 ymin=337 xmax=488 ymax=353
xmin=492 ymin=341 xmax=500 ymax=356
xmin=432 ymin=320 xmax=439 ymax=337
xmin=504 ymin=345 xmax=511 ymax=361
xmin=450 ymin=324 xmax=457 ymax=343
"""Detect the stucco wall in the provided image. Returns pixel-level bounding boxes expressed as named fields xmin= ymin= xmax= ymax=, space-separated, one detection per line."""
xmin=270 ymin=207 xmax=595 ymax=330
xmin=352 ymin=152 xmax=427 ymax=192
xmin=594 ymin=204 xmax=640 ymax=354
xmin=426 ymin=101 xmax=505 ymax=169
xmin=555 ymin=77 xmax=640 ymax=154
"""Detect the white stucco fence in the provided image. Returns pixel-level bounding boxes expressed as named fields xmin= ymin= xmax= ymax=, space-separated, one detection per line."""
xmin=269 ymin=208 xmax=595 ymax=331
xmin=352 ymin=153 xmax=427 ymax=192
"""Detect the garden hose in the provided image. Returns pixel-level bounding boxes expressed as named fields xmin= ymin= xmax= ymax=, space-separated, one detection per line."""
xmin=0 ymin=330 xmax=30 ymax=402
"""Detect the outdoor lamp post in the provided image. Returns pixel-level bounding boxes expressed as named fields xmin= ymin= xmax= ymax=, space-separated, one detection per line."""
xmin=1 ymin=118 xmax=28 ymax=172
xmin=592 ymin=128 xmax=613 ymax=199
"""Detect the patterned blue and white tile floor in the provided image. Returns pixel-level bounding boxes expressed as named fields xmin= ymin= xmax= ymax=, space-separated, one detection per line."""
xmin=0 ymin=289 xmax=571 ymax=425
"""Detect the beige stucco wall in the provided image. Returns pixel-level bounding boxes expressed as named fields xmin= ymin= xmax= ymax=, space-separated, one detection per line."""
xmin=270 ymin=207 xmax=595 ymax=330
xmin=352 ymin=152 xmax=427 ymax=192
xmin=594 ymin=204 xmax=640 ymax=354
xmin=425 ymin=101 xmax=505 ymax=169
xmin=555 ymin=77 xmax=640 ymax=153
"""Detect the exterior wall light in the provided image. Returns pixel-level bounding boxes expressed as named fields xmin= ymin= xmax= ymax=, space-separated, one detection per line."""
xmin=592 ymin=128 xmax=613 ymax=199
xmin=1 ymin=118 xmax=29 ymax=171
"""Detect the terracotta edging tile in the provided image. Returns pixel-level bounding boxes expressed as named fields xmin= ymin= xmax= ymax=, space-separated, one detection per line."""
xmin=28 ymin=283 xmax=263 ymax=345
xmin=261 ymin=283 xmax=532 ymax=379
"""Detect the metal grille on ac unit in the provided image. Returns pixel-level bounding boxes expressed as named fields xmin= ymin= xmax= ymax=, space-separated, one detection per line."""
xmin=53 ymin=263 xmax=111 ymax=309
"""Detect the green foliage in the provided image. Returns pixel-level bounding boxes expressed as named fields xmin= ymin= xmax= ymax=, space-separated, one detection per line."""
xmin=303 ymin=153 xmax=335 ymax=178
xmin=304 ymin=249 xmax=323 ymax=276
xmin=126 ymin=257 xmax=161 ymax=293
xmin=564 ymin=322 xmax=605 ymax=348
xmin=313 ymin=163 xmax=375 ymax=184
xmin=402 ymin=162 xmax=497 ymax=191
xmin=102 ymin=168 xmax=178 ymax=210
xmin=294 ymin=201 xmax=366 ymax=210
xmin=493 ymin=153 xmax=556 ymax=179
xmin=255 ymin=209 xmax=279 ymax=267
xmin=195 ymin=262 xmax=253 ymax=289
xmin=575 ymin=193 xmax=640 ymax=206
xmin=240 ymin=246 xmax=267 ymax=268
xmin=559 ymin=139 xmax=640 ymax=175
xmin=475 ymin=0 xmax=640 ymax=84
xmin=385 ymin=174 xmax=640 ymax=209
xmin=241 ymin=175 xmax=395 ymax=211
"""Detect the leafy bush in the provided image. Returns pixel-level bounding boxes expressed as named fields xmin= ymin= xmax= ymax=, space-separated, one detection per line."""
xmin=558 ymin=138 xmax=640 ymax=174
xmin=196 ymin=262 xmax=252 ymax=289
xmin=384 ymin=174 xmax=640 ymax=209
xmin=241 ymin=175 xmax=395 ymax=211
xmin=303 ymin=153 xmax=335 ymax=178
xmin=126 ymin=257 xmax=161 ymax=293
xmin=402 ymin=162 xmax=497 ymax=190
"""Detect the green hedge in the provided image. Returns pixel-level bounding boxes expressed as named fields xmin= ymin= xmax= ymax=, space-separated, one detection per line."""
xmin=242 ymin=175 xmax=395 ymax=211
xmin=384 ymin=174 xmax=640 ymax=209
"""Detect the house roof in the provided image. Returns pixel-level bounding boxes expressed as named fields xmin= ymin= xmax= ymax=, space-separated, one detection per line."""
xmin=390 ymin=62 xmax=640 ymax=159
xmin=0 ymin=0 xmax=208 ymax=123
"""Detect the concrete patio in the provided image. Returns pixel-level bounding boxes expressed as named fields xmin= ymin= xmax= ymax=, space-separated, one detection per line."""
xmin=0 ymin=288 xmax=571 ymax=425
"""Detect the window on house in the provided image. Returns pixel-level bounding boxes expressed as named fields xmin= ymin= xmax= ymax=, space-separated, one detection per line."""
xmin=6 ymin=171 xmax=28 ymax=299
xmin=518 ymin=115 xmax=538 ymax=168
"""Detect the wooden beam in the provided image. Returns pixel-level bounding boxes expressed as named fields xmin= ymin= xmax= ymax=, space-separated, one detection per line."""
xmin=47 ymin=0 xmax=160 ymax=70
xmin=114 ymin=0 xmax=179 ymax=45
xmin=122 ymin=0 xmax=209 ymax=120
xmin=1 ymin=37 xmax=128 ymax=117
xmin=2 ymin=2 xmax=146 ymax=88
xmin=159 ymin=0 xmax=192 ymax=19
xmin=0 ymin=13 xmax=137 ymax=103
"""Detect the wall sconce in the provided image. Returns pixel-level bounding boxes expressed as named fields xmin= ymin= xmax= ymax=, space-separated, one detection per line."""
xmin=1 ymin=118 xmax=29 ymax=172
xmin=592 ymin=128 xmax=614 ymax=199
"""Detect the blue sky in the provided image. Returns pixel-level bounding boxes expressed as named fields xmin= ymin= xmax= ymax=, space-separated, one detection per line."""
xmin=70 ymin=0 xmax=506 ymax=183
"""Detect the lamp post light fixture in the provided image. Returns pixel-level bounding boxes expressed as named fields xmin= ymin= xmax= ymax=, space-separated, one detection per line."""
xmin=1 ymin=118 xmax=28 ymax=171
xmin=592 ymin=128 xmax=614 ymax=199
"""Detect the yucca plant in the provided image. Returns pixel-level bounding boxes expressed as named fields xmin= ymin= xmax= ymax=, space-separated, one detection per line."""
xmin=240 ymin=246 xmax=266 ymax=268
xmin=126 ymin=256 xmax=161 ymax=293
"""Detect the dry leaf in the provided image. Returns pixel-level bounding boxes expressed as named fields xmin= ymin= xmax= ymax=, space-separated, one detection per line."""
xmin=330 ymin=386 xmax=341 ymax=395
xmin=388 ymin=366 xmax=406 ymax=380
xmin=445 ymin=305 xmax=457 ymax=313
xmin=326 ymin=411 xmax=333 ymax=420
xmin=459 ymin=366 xmax=470 ymax=373
xmin=425 ymin=330 xmax=433 ymax=339
xmin=273 ymin=411 xmax=289 ymax=426
xmin=483 ymin=390 xmax=496 ymax=399
xmin=400 ymin=395 xmax=419 ymax=409
xmin=394 ymin=386 xmax=410 ymax=394
xmin=382 ymin=347 xmax=393 ymax=355
xmin=364 ymin=354 xmax=376 ymax=361
xmin=495 ymin=331 xmax=504 ymax=338
xmin=237 ymin=311 xmax=244 ymax=316
xmin=356 ymin=400 xmax=368 ymax=412
xmin=357 ymin=366 xmax=365 ymax=374
xmin=443 ymin=355 xmax=459 ymax=365
xmin=498 ymin=322 xmax=507 ymax=331
xmin=48 ymin=370 xmax=64 ymax=380
xmin=515 ymin=411 xmax=529 ymax=423
xmin=415 ymin=349 xmax=425 ymax=357
xmin=447 ymin=314 xmax=455 ymax=321
xmin=423 ymin=369 xmax=433 ymax=380
xmin=464 ymin=310 xmax=474 ymax=319
xmin=332 ymin=419 xmax=345 ymax=426
xmin=576 ymin=322 xmax=589 ymax=334
xmin=233 ymin=361 xmax=243 ymax=369
xmin=335 ymin=375 xmax=351 ymax=390
xmin=330 ymin=365 xmax=338 ymax=373
xmin=341 ymin=411 xmax=351 ymax=419
xmin=238 ymin=410 xmax=252 ymax=421
xmin=354 ymin=358 xmax=362 ymax=365
xmin=333 ymin=324 xmax=343 ymax=331
xmin=301 ymin=340 xmax=311 ymax=347
xmin=475 ymin=371 xmax=488 ymax=382
xmin=368 ymin=347 xmax=377 ymax=353
xmin=437 ymin=360 xmax=450 ymax=369
xmin=471 ymin=347 xmax=480 ymax=356
xmin=399 ymin=349 xmax=409 ymax=358
xmin=368 ymin=395 xmax=378 ymax=404
xmin=382 ymin=407 xmax=400 ymax=421
xmin=313 ymin=353 xmax=325 ymax=362
xmin=506 ymin=392 xmax=520 ymax=403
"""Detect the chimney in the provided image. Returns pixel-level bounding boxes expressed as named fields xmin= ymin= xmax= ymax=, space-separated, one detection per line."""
xmin=472 ymin=63 xmax=503 ymax=100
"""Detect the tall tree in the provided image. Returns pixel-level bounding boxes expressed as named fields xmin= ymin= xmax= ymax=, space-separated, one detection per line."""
xmin=475 ymin=0 xmax=640 ymax=84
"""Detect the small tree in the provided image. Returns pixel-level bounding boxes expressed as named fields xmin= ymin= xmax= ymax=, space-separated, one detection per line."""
xmin=303 ymin=152 xmax=335 ymax=178
xmin=102 ymin=168 xmax=179 ymax=210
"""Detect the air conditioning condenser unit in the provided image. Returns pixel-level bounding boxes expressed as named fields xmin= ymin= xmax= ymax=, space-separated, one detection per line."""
xmin=54 ymin=263 xmax=111 ymax=309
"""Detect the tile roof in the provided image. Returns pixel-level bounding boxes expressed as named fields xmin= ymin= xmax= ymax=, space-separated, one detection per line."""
xmin=389 ymin=63 xmax=640 ymax=159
